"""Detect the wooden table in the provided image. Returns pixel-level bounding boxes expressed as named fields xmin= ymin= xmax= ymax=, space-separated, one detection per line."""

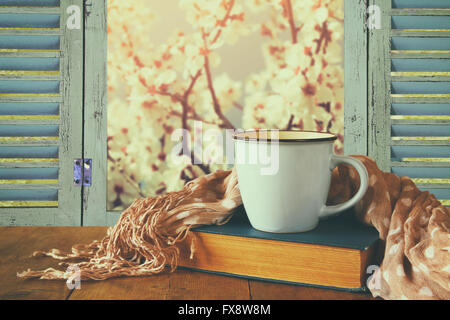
xmin=0 ymin=227 xmax=376 ymax=300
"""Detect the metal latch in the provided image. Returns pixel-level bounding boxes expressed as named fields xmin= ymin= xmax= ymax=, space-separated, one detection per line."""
xmin=73 ymin=158 xmax=92 ymax=186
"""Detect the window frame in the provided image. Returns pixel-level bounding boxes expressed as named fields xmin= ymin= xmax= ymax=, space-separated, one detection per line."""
xmin=83 ymin=0 xmax=370 ymax=226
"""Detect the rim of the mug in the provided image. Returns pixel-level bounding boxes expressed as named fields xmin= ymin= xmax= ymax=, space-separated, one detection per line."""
xmin=233 ymin=129 xmax=337 ymax=143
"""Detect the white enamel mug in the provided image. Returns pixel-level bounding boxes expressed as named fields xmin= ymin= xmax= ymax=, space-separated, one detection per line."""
xmin=233 ymin=130 xmax=369 ymax=233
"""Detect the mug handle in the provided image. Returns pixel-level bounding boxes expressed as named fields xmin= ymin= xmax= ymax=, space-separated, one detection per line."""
xmin=319 ymin=155 xmax=369 ymax=219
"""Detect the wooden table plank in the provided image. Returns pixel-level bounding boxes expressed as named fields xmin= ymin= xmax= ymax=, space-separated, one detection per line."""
xmin=0 ymin=227 xmax=375 ymax=300
xmin=69 ymin=269 xmax=250 ymax=300
xmin=166 ymin=269 xmax=250 ymax=300
xmin=0 ymin=226 xmax=102 ymax=300
xmin=68 ymin=273 xmax=172 ymax=300
xmin=249 ymin=280 xmax=376 ymax=300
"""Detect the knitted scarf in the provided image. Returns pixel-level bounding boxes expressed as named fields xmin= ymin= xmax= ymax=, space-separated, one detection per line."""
xmin=17 ymin=156 xmax=450 ymax=300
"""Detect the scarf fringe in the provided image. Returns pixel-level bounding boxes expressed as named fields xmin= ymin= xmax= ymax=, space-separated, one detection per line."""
xmin=17 ymin=169 xmax=241 ymax=281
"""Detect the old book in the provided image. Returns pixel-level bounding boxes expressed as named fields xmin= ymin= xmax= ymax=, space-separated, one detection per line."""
xmin=178 ymin=207 xmax=380 ymax=292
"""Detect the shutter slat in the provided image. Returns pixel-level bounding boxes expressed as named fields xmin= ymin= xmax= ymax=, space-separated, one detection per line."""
xmin=393 ymin=0 xmax=450 ymax=9
xmin=391 ymin=72 xmax=450 ymax=81
xmin=0 ymin=57 xmax=59 ymax=70
xmin=0 ymin=158 xmax=58 ymax=168
xmin=391 ymin=50 xmax=450 ymax=58
xmin=0 ymin=145 xmax=57 ymax=156
xmin=395 ymin=58 xmax=450 ymax=70
xmin=391 ymin=160 xmax=450 ymax=167
xmin=0 ymin=1 xmax=60 ymax=6
xmin=0 ymin=79 xmax=59 ymax=93
xmin=392 ymin=16 xmax=450 ymax=28
xmin=392 ymin=103 xmax=449 ymax=115
xmin=0 ymin=167 xmax=56 ymax=177
xmin=391 ymin=115 xmax=450 ymax=124
xmin=0 ymin=72 xmax=60 ymax=81
xmin=0 ymin=140 xmax=59 ymax=147
xmin=392 ymin=37 xmax=450 ymax=50
xmin=391 ymin=140 xmax=450 ymax=146
xmin=0 ymin=201 xmax=57 ymax=207
xmin=0 ymin=137 xmax=58 ymax=141
xmin=0 ymin=94 xmax=61 ymax=102
xmin=391 ymin=94 xmax=450 ymax=103
xmin=0 ymin=188 xmax=57 ymax=198
xmin=391 ymin=29 xmax=450 ymax=37
xmin=0 ymin=35 xmax=59 ymax=49
xmin=0 ymin=115 xmax=60 ymax=124
xmin=392 ymin=166 xmax=450 ymax=178
xmin=0 ymin=181 xmax=59 ymax=189
xmin=391 ymin=124 xmax=450 ymax=136
xmin=391 ymin=145 xmax=450 ymax=157
xmin=0 ymin=167 xmax=59 ymax=187
xmin=0 ymin=123 xmax=58 ymax=135
xmin=0 ymin=13 xmax=59 ymax=28
xmin=0 ymin=121 xmax=59 ymax=144
xmin=0 ymin=7 xmax=59 ymax=14
xmin=413 ymin=181 xmax=450 ymax=189
xmin=391 ymin=9 xmax=450 ymax=16
xmin=0 ymin=28 xmax=60 ymax=36
xmin=0 ymin=49 xmax=59 ymax=57
xmin=418 ymin=188 xmax=450 ymax=199
xmin=392 ymin=81 xmax=450 ymax=94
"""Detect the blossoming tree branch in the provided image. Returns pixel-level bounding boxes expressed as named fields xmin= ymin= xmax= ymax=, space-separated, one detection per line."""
xmin=107 ymin=0 xmax=344 ymax=209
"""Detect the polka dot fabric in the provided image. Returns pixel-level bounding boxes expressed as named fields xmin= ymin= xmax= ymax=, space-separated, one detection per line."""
xmin=18 ymin=156 xmax=449 ymax=300
xmin=328 ymin=156 xmax=449 ymax=300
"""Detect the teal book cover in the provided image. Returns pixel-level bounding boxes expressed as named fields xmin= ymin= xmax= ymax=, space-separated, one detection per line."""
xmin=195 ymin=206 xmax=380 ymax=250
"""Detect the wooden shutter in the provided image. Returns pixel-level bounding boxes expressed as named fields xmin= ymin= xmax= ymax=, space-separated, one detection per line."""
xmin=0 ymin=0 xmax=83 ymax=225
xmin=369 ymin=0 xmax=450 ymax=207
